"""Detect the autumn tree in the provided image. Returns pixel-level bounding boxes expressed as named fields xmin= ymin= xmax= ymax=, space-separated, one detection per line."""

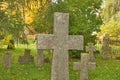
xmin=99 ymin=0 xmax=120 ymax=38
xmin=101 ymin=0 xmax=120 ymax=22
xmin=0 ymin=0 xmax=51 ymax=39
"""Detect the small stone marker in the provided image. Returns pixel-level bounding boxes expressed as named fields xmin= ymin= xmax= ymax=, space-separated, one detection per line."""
xmin=36 ymin=49 xmax=44 ymax=67
xmin=116 ymin=56 xmax=120 ymax=60
xmin=86 ymin=43 xmax=96 ymax=62
xmin=73 ymin=53 xmax=96 ymax=80
xmin=102 ymin=34 xmax=111 ymax=59
xmin=2 ymin=51 xmax=13 ymax=69
xmin=37 ymin=12 xmax=83 ymax=80
xmin=18 ymin=49 xmax=34 ymax=64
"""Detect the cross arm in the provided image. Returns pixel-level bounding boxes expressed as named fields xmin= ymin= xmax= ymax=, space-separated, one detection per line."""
xmin=37 ymin=34 xmax=54 ymax=49
xmin=68 ymin=35 xmax=83 ymax=50
xmin=73 ymin=62 xmax=96 ymax=70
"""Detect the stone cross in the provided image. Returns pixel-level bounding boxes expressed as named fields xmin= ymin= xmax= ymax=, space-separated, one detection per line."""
xmin=36 ymin=49 xmax=44 ymax=67
xmin=102 ymin=34 xmax=111 ymax=59
xmin=37 ymin=12 xmax=83 ymax=80
xmin=2 ymin=51 xmax=13 ymax=69
xmin=86 ymin=43 xmax=96 ymax=62
xmin=18 ymin=49 xmax=34 ymax=64
xmin=73 ymin=53 xmax=96 ymax=80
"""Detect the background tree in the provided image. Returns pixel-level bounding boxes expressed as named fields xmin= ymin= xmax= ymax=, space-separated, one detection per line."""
xmin=0 ymin=0 xmax=25 ymax=40
xmin=99 ymin=19 xmax=120 ymax=38
xmin=42 ymin=0 xmax=102 ymax=45
xmin=0 ymin=0 xmax=103 ymax=45
xmin=101 ymin=0 xmax=120 ymax=22
xmin=99 ymin=0 xmax=120 ymax=39
xmin=37 ymin=0 xmax=103 ymax=58
xmin=0 ymin=0 xmax=51 ymax=40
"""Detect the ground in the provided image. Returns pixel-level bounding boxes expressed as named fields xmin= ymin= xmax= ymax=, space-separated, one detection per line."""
xmin=0 ymin=43 xmax=120 ymax=80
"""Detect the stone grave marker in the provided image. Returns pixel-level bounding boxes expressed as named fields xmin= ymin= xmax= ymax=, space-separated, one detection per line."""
xmin=86 ymin=43 xmax=96 ymax=62
xmin=36 ymin=49 xmax=50 ymax=67
xmin=116 ymin=56 xmax=120 ymax=60
xmin=36 ymin=49 xmax=45 ymax=67
xmin=18 ymin=49 xmax=34 ymax=64
xmin=102 ymin=34 xmax=111 ymax=59
xmin=37 ymin=12 xmax=83 ymax=80
xmin=2 ymin=51 xmax=13 ymax=69
xmin=73 ymin=53 xmax=96 ymax=80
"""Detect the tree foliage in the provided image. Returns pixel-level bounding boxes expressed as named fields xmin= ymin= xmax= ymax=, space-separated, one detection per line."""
xmin=99 ymin=0 xmax=120 ymax=38
xmin=0 ymin=1 xmax=24 ymax=37
xmin=101 ymin=0 xmax=120 ymax=22
xmin=0 ymin=0 xmax=103 ymax=46
xmin=42 ymin=0 xmax=102 ymax=45
xmin=99 ymin=20 xmax=120 ymax=38
xmin=0 ymin=0 xmax=51 ymax=39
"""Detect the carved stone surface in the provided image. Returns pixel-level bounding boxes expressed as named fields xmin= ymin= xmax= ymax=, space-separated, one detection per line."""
xmin=2 ymin=51 xmax=13 ymax=69
xmin=37 ymin=12 xmax=83 ymax=80
xmin=18 ymin=49 xmax=34 ymax=64
xmin=86 ymin=43 xmax=96 ymax=62
xmin=102 ymin=34 xmax=111 ymax=59
xmin=73 ymin=53 xmax=96 ymax=80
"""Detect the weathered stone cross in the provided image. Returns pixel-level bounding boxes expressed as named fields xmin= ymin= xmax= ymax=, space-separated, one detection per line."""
xmin=18 ymin=49 xmax=34 ymax=64
xmin=102 ymin=34 xmax=111 ymax=59
xmin=73 ymin=53 xmax=96 ymax=80
xmin=86 ymin=43 xmax=96 ymax=62
xmin=2 ymin=51 xmax=13 ymax=69
xmin=37 ymin=12 xmax=83 ymax=80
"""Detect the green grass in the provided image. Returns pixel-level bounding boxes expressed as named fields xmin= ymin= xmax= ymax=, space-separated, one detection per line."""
xmin=0 ymin=43 xmax=120 ymax=80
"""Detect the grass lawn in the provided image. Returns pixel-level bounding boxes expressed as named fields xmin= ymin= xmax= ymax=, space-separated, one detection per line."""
xmin=0 ymin=43 xmax=120 ymax=80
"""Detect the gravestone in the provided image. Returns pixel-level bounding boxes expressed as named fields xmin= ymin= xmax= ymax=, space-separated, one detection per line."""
xmin=116 ymin=56 xmax=120 ymax=60
xmin=86 ymin=43 xmax=96 ymax=62
xmin=36 ymin=49 xmax=45 ymax=67
xmin=37 ymin=12 xmax=83 ymax=80
xmin=73 ymin=53 xmax=96 ymax=80
xmin=102 ymin=34 xmax=111 ymax=59
xmin=2 ymin=51 xmax=13 ymax=69
xmin=18 ymin=49 xmax=34 ymax=64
